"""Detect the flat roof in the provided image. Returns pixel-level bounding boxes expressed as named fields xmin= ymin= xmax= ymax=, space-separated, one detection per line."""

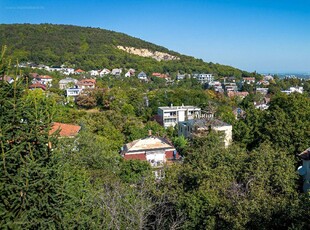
xmin=158 ymin=106 xmax=201 ymax=111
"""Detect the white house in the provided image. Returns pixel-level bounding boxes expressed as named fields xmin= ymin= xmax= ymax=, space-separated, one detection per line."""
xmin=298 ymin=148 xmax=310 ymax=192
xmin=32 ymin=75 xmax=53 ymax=87
xmin=281 ymin=87 xmax=304 ymax=94
xmin=125 ymin=71 xmax=131 ymax=77
xmin=59 ymin=77 xmax=78 ymax=90
xmin=89 ymin=70 xmax=100 ymax=76
xmin=193 ymin=73 xmax=214 ymax=84
xmin=242 ymin=77 xmax=256 ymax=84
xmin=137 ymin=71 xmax=148 ymax=81
xmin=66 ymin=88 xmax=83 ymax=97
xmin=158 ymin=105 xmax=201 ymax=128
xmin=121 ymin=132 xmax=180 ymax=179
xmin=178 ymin=118 xmax=232 ymax=148
xmin=111 ymin=68 xmax=122 ymax=76
xmin=62 ymin=68 xmax=75 ymax=75
xmin=99 ymin=68 xmax=111 ymax=77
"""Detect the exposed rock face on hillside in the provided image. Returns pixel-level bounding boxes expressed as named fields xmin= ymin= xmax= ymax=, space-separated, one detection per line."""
xmin=117 ymin=46 xmax=180 ymax=61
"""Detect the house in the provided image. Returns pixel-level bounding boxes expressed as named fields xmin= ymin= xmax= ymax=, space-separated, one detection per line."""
xmin=31 ymin=75 xmax=53 ymax=87
xmin=121 ymin=131 xmax=180 ymax=179
xmin=111 ymin=68 xmax=122 ymax=76
xmin=281 ymin=87 xmax=303 ymax=94
xmin=62 ymin=68 xmax=75 ymax=75
xmin=152 ymin=72 xmax=161 ymax=77
xmin=66 ymin=88 xmax=83 ymax=97
xmin=242 ymin=77 xmax=255 ymax=84
xmin=99 ymin=68 xmax=111 ymax=76
xmin=178 ymin=118 xmax=232 ymax=148
xmin=0 ymin=75 xmax=14 ymax=84
xmin=152 ymin=72 xmax=170 ymax=80
xmin=125 ymin=71 xmax=131 ymax=77
xmin=257 ymin=80 xmax=270 ymax=86
xmin=49 ymin=122 xmax=81 ymax=138
xmin=74 ymin=69 xmax=85 ymax=74
xmin=227 ymin=91 xmax=249 ymax=99
xmin=125 ymin=69 xmax=135 ymax=77
xmin=29 ymin=83 xmax=47 ymax=91
xmin=138 ymin=71 xmax=148 ymax=81
xmin=207 ymin=81 xmax=223 ymax=93
xmin=176 ymin=74 xmax=186 ymax=80
xmin=298 ymin=148 xmax=310 ymax=192
xmin=158 ymin=105 xmax=201 ymax=128
xmin=77 ymin=79 xmax=96 ymax=89
xmin=256 ymin=88 xmax=269 ymax=95
xmin=59 ymin=77 xmax=78 ymax=90
xmin=263 ymin=75 xmax=274 ymax=81
xmin=89 ymin=70 xmax=100 ymax=76
xmin=223 ymin=82 xmax=238 ymax=92
xmin=193 ymin=73 xmax=214 ymax=84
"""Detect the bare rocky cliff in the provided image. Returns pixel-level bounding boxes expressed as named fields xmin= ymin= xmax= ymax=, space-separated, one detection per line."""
xmin=117 ymin=46 xmax=180 ymax=61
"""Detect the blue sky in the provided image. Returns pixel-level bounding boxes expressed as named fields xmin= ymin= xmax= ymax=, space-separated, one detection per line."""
xmin=1 ymin=0 xmax=309 ymax=73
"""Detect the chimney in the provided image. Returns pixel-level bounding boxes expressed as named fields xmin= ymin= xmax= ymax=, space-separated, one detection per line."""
xmin=148 ymin=130 xmax=152 ymax=136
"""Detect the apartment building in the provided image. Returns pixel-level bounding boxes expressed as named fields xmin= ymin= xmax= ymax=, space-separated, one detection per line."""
xmin=158 ymin=105 xmax=201 ymax=128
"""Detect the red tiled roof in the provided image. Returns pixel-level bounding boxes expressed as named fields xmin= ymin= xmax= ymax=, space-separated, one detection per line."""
xmin=29 ymin=83 xmax=46 ymax=91
xmin=124 ymin=153 xmax=147 ymax=161
xmin=227 ymin=91 xmax=249 ymax=98
xmin=243 ymin=77 xmax=255 ymax=81
xmin=39 ymin=75 xmax=52 ymax=79
xmin=152 ymin=72 xmax=161 ymax=76
xmin=75 ymin=69 xmax=85 ymax=73
xmin=49 ymin=122 xmax=81 ymax=137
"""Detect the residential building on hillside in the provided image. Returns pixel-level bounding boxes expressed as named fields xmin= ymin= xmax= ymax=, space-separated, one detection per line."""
xmin=66 ymin=88 xmax=83 ymax=97
xmin=138 ymin=71 xmax=148 ymax=81
xmin=59 ymin=77 xmax=78 ymax=89
xmin=298 ymin=148 xmax=310 ymax=192
xmin=227 ymin=91 xmax=249 ymax=99
xmin=89 ymin=70 xmax=100 ymax=76
xmin=158 ymin=105 xmax=201 ymax=128
xmin=256 ymin=88 xmax=269 ymax=95
xmin=76 ymin=79 xmax=96 ymax=89
xmin=111 ymin=68 xmax=122 ymax=76
xmin=207 ymin=81 xmax=223 ymax=93
xmin=178 ymin=118 xmax=232 ymax=148
xmin=281 ymin=87 xmax=303 ymax=94
xmin=32 ymin=75 xmax=53 ymax=87
xmin=29 ymin=83 xmax=47 ymax=91
xmin=223 ymin=82 xmax=238 ymax=92
xmin=193 ymin=73 xmax=214 ymax=84
xmin=74 ymin=69 xmax=85 ymax=74
xmin=99 ymin=68 xmax=111 ymax=76
xmin=121 ymin=132 xmax=180 ymax=179
xmin=242 ymin=77 xmax=255 ymax=84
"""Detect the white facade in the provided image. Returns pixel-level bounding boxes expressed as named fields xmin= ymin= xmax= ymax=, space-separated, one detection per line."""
xmin=59 ymin=77 xmax=78 ymax=90
xmin=298 ymin=148 xmax=310 ymax=192
xmin=66 ymin=88 xmax=83 ymax=97
xmin=99 ymin=68 xmax=111 ymax=76
xmin=89 ymin=70 xmax=100 ymax=76
xmin=281 ymin=87 xmax=304 ymax=94
xmin=193 ymin=73 xmax=214 ymax=84
xmin=178 ymin=118 xmax=232 ymax=148
xmin=158 ymin=105 xmax=201 ymax=128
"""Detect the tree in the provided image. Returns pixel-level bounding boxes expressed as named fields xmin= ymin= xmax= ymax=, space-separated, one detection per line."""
xmin=0 ymin=78 xmax=64 ymax=228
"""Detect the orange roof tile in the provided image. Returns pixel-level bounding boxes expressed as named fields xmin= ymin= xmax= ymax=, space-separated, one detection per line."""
xmin=49 ymin=122 xmax=81 ymax=137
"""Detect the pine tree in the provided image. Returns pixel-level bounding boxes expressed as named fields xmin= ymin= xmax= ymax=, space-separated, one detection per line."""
xmin=0 ymin=48 xmax=63 ymax=228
